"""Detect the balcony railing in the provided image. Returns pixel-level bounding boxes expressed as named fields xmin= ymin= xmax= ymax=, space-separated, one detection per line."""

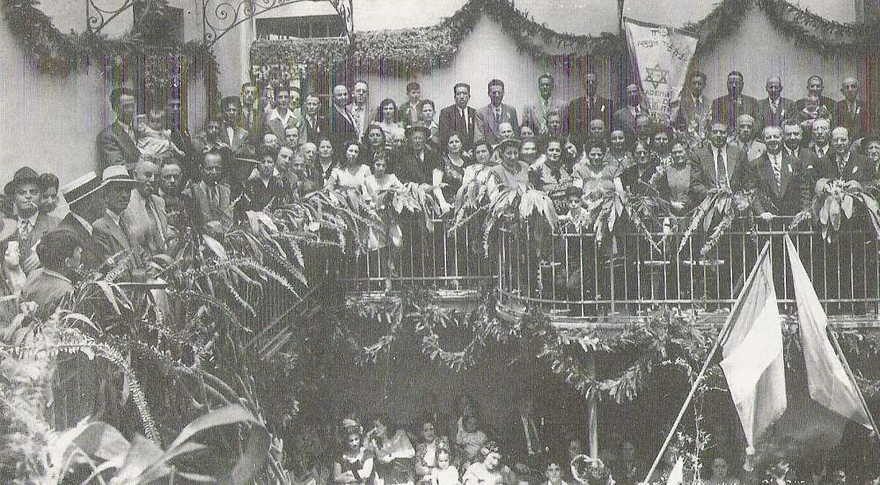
xmin=340 ymin=217 xmax=880 ymax=325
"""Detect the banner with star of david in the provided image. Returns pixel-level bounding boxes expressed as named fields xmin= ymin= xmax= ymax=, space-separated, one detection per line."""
xmin=624 ymin=17 xmax=698 ymax=126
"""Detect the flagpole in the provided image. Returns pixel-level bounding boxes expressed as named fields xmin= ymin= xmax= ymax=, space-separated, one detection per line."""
xmin=825 ymin=325 xmax=880 ymax=445
xmin=641 ymin=242 xmax=772 ymax=484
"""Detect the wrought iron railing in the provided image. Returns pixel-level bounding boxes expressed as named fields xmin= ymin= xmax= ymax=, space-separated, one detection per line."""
xmin=341 ymin=217 xmax=880 ymax=322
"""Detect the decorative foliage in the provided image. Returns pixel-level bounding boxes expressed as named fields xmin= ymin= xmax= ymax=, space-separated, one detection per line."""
xmin=676 ymin=188 xmax=757 ymax=257
xmin=797 ymin=179 xmax=880 ymax=242
xmin=249 ymin=0 xmax=624 ymax=71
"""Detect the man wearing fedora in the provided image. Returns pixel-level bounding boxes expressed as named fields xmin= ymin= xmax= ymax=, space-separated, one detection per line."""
xmin=4 ymin=167 xmax=60 ymax=276
xmin=55 ymin=170 xmax=105 ymax=271
xmin=92 ymin=165 xmax=143 ymax=269
xmin=97 ymin=87 xmax=140 ymax=172
xmin=393 ymin=125 xmax=439 ymax=184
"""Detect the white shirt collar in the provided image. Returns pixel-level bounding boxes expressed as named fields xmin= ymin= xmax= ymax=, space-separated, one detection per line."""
xmin=71 ymin=212 xmax=93 ymax=235
xmin=270 ymin=108 xmax=294 ymax=125
xmin=18 ymin=212 xmax=38 ymax=227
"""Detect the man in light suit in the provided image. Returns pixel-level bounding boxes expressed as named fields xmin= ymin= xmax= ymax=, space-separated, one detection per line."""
xmin=521 ymin=73 xmax=565 ymax=137
xmin=97 ymin=87 xmax=140 ymax=172
xmin=710 ymin=71 xmax=759 ymax=135
xmin=834 ymin=76 xmax=872 ymax=141
xmin=476 ymin=79 xmax=519 ymax=144
xmin=92 ymin=165 xmax=141 ymax=268
xmin=755 ymin=76 xmax=795 ymax=132
xmin=265 ymin=85 xmax=303 ymax=144
xmin=438 ymin=82 xmax=484 ymax=150
xmin=3 ymin=167 xmax=60 ymax=276
xmin=346 ymin=80 xmax=373 ymax=141
xmin=752 ymin=126 xmax=806 ymax=218
xmin=612 ymin=83 xmax=649 ymax=137
xmin=123 ymin=160 xmax=169 ymax=256
xmin=728 ymin=114 xmax=766 ymax=161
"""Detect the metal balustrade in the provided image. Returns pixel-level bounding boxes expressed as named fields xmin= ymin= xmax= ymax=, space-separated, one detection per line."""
xmin=341 ymin=216 xmax=880 ymax=324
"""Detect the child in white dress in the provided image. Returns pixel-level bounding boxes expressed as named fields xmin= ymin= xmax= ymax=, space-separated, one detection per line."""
xmin=432 ymin=448 xmax=460 ymax=485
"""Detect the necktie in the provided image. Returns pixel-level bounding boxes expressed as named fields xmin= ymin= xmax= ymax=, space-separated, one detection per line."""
xmin=146 ymin=199 xmax=165 ymax=245
xmin=495 ymin=107 xmax=501 ymax=122
xmin=837 ymin=155 xmax=845 ymax=176
xmin=460 ymin=109 xmax=468 ymax=135
xmin=715 ymin=149 xmax=729 ymax=188
xmin=18 ymin=219 xmax=32 ymax=240
xmin=771 ymin=156 xmax=782 ymax=188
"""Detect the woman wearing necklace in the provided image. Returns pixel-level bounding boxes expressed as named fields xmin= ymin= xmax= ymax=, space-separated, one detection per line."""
xmin=434 ymin=132 xmax=469 ymax=214
xmin=652 ymin=139 xmax=694 ymax=216
xmin=326 ymin=140 xmax=371 ymax=198
xmin=315 ymin=135 xmax=339 ymax=186
xmin=334 ymin=420 xmax=375 ymax=485
xmin=487 ymin=138 xmax=531 ymax=192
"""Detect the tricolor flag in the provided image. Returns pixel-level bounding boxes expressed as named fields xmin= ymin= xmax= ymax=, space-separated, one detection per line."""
xmin=784 ymin=235 xmax=873 ymax=429
xmin=720 ymin=246 xmax=787 ymax=447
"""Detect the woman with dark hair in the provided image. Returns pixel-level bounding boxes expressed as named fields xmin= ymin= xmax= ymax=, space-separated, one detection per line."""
xmin=315 ymin=134 xmax=339 ymax=186
xmin=531 ymin=136 xmax=573 ymax=214
xmin=652 ymin=139 xmax=694 ymax=215
xmin=377 ymin=98 xmax=404 ymax=144
xmin=326 ymin=139 xmax=371 ymax=196
xmin=421 ymin=99 xmax=441 ymax=149
xmin=572 ymin=140 xmax=619 ymax=200
xmin=365 ymin=123 xmax=392 ymax=167
xmin=334 ymin=419 xmax=375 ymax=485
xmin=520 ymin=137 xmax=540 ymax=165
xmin=619 ymin=139 xmax=657 ymax=195
xmin=415 ymin=418 xmax=454 ymax=484
xmin=367 ymin=414 xmax=416 ymax=485
xmin=434 ymin=131 xmax=469 ymax=214
xmin=606 ymin=129 xmax=632 ymax=171
xmin=461 ymin=141 xmax=495 ymax=188
xmin=861 ymin=134 xmax=880 ymax=175
xmin=650 ymin=126 xmax=674 ymax=166
xmin=462 ymin=442 xmax=505 ymax=485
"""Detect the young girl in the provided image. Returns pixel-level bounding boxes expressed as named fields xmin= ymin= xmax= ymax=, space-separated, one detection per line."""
xmin=456 ymin=415 xmax=488 ymax=465
xmin=432 ymin=447 xmax=460 ymax=485
xmin=365 ymin=156 xmax=404 ymax=290
xmin=136 ymin=108 xmax=184 ymax=162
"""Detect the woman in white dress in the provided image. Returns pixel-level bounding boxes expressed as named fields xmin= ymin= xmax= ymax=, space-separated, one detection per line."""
xmin=326 ymin=140 xmax=371 ymax=196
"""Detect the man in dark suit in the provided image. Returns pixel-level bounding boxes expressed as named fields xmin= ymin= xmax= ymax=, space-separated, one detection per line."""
xmin=97 ymin=87 xmax=140 ymax=172
xmin=794 ymin=75 xmax=836 ymax=129
xmin=184 ymin=150 xmax=234 ymax=235
xmin=158 ymin=160 xmax=191 ymax=231
xmin=476 ymin=79 xmax=519 ymax=144
xmin=566 ymin=71 xmax=612 ymax=143
xmin=219 ymin=96 xmax=253 ymax=157
xmin=3 ymin=167 xmax=60 ymax=276
xmin=394 ymin=125 xmax=439 ymax=184
xmin=814 ymin=127 xmax=874 ymax=187
xmin=22 ymin=229 xmax=81 ymax=307
xmin=300 ymin=94 xmax=329 ymax=145
xmin=240 ymin=82 xmax=265 ymax=146
xmin=438 ymin=82 xmax=483 ymax=150
xmin=690 ymin=122 xmax=753 ymax=199
xmin=755 ymin=76 xmax=795 ymax=133
xmin=329 ymin=84 xmax=357 ymax=146
xmin=612 ymin=83 xmax=648 ymax=137
xmin=56 ymin=171 xmax=105 ymax=270
xmin=711 ymin=71 xmax=759 ymax=134
xmin=92 ymin=165 xmax=141 ymax=268
xmin=674 ymin=70 xmax=711 ymax=142
xmin=165 ymin=93 xmax=197 ymax=181
xmin=834 ymin=76 xmax=872 ymax=141
xmin=752 ymin=126 xmax=806 ymax=218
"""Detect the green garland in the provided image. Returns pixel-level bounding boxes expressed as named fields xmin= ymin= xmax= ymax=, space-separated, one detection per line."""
xmin=2 ymin=0 xmax=219 ymax=85
xmin=249 ymin=0 xmax=624 ymax=72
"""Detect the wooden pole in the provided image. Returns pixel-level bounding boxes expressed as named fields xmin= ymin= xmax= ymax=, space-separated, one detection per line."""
xmin=587 ymin=354 xmax=599 ymax=459
xmin=641 ymin=242 xmax=771 ymax=484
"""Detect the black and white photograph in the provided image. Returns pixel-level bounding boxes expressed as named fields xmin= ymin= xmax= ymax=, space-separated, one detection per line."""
xmin=2 ymin=0 xmax=880 ymax=483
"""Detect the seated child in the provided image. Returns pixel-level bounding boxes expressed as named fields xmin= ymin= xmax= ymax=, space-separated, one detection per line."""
xmin=136 ymin=108 xmax=184 ymax=162
xmin=432 ymin=447 xmax=460 ymax=485
xmin=455 ymin=415 xmax=488 ymax=465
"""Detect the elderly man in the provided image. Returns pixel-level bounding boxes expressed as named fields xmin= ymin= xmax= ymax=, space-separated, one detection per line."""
xmin=158 ymin=161 xmax=190 ymax=231
xmin=522 ymin=73 xmax=565 ymax=137
xmin=329 ymin=84 xmax=357 ymax=145
xmin=3 ymin=167 xmax=60 ymax=275
xmin=814 ymin=127 xmax=874 ymax=188
xmin=835 ymin=76 xmax=871 ymax=141
xmin=395 ymin=125 xmax=440 ymax=184
xmin=439 ymin=82 xmax=484 ymax=150
xmin=752 ymin=125 xmax=806 ymax=218
xmin=675 ymin=71 xmax=710 ymax=142
xmin=346 ymin=80 xmax=373 ymax=140
xmin=55 ymin=171 xmax=105 ymax=271
xmin=477 ymin=79 xmax=519 ymax=144
xmin=711 ymin=71 xmax=758 ymax=134
xmin=184 ymin=149 xmax=234 ymax=234
xmin=613 ymin=84 xmax=649 ymax=137
xmin=97 ymin=87 xmax=139 ymax=171
xmin=728 ymin=114 xmax=766 ymax=161
xmin=756 ymin=76 xmax=795 ymax=132
xmin=93 ymin=165 xmax=141 ymax=267
xmin=809 ymin=118 xmax=833 ymax=161
xmin=123 ymin=160 xmax=169 ymax=256
xmin=566 ymin=71 xmax=612 ymax=141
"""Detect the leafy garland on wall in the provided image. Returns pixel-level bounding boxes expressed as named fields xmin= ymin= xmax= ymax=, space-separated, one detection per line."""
xmin=2 ymin=0 xmax=219 ymax=88
xmin=324 ymin=288 xmax=880 ymax=406
xmin=250 ymin=0 xmax=624 ymax=72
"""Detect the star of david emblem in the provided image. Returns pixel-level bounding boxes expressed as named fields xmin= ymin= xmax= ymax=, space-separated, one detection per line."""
xmin=645 ymin=63 xmax=669 ymax=89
